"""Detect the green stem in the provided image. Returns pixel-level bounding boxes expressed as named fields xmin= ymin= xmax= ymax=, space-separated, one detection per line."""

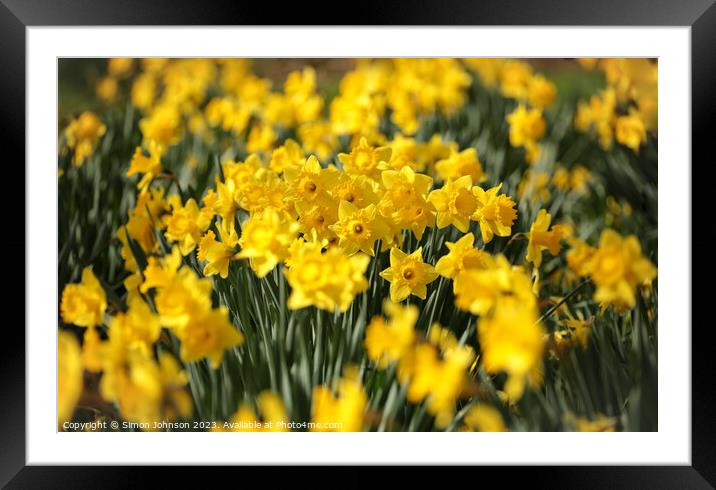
xmin=536 ymin=278 xmax=592 ymax=325
xmin=312 ymin=308 xmax=324 ymax=386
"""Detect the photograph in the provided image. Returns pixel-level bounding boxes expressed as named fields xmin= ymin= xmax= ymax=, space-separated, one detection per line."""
xmin=56 ymin=57 xmax=659 ymax=434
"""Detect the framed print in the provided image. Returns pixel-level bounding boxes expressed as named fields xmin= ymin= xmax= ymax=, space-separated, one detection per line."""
xmin=3 ymin=0 xmax=714 ymax=485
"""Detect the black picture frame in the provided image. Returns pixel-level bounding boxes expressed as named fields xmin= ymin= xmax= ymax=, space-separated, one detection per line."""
xmin=2 ymin=0 xmax=712 ymax=486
